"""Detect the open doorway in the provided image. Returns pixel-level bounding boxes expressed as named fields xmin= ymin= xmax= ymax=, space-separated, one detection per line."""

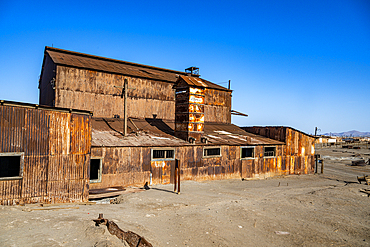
xmin=90 ymin=158 xmax=102 ymax=183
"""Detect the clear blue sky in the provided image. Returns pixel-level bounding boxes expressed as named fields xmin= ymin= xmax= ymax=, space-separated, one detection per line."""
xmin=0 ymin=0 xmax=369 ymax=134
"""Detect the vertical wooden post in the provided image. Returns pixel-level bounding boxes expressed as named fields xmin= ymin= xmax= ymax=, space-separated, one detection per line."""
xmin=124 ymin=78 xmax=128 ymax=136
xmin=174 ymin=159 xmax=178 ymax=192
xmin=321 ymin=160 xmax=324 ymax=174
xmin=177 ymin=160 xmax=180 ymax=194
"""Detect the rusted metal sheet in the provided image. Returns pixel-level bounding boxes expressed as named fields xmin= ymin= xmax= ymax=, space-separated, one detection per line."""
xmin=55 ymin=66 xmax=176 ymax=120
xmin=41 ymin=47 xmax=232 ymax=124
xmin=204 ymin=88 xmax=232 ymax=123
xmin=91 ymin=118 xmax=284 ymax=147
xmin=91 ymin=142 xmax=297 ymax=190
xmin=0 ymin=101 xmax=91 ymax=205
xmin=45 ymin=47 xmax=230 ymax=91
xmin=242 ymin=126 xmax=315 ymax=175
xmin=89 ymin=127 xmax=311 ymax=190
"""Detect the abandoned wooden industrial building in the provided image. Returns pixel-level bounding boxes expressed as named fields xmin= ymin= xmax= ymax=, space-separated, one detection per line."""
xmin=0 ymin=46 xmax=315 ymax=204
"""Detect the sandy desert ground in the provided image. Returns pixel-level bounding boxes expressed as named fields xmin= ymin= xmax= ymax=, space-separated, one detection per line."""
xmin=1 ymin=145 xmax=370 ymax=247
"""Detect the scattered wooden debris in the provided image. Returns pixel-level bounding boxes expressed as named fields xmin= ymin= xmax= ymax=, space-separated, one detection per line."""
xmin=89 ymin=187 xmax=127 ymax=200
xmin=352 ymin=160 xmax=366 ymax=166
xmin=359 ymin=189 xmax=370 ymax=197
xmin=40 ymin=202 xmax=96 ymax=207
xmin=93 ymin=213 xmax=153 ymax=247
xmin=89 ymin=187 xmax=145 ymax=200
xmin=23 ymin=206 xmax=79 ymax=212
xmin=357 ymin=175 xmax=370 ymax=185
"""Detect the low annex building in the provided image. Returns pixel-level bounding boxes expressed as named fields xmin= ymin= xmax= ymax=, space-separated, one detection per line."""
xmin=0 ymin=100 xmax=92 ymax=205
xmin=0 ymin=47 xmax=315 ymax=204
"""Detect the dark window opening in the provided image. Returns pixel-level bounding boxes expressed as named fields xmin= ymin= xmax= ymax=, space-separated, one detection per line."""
xmin=204 ymin=147 xmax=221 ymax=157
xmin=264 ymin=147 xmax=276 ymax=157
xmin=90 ymin=159 xmax=101 ymax=181
xmin=152 ymin=149 xmax=175 ymax=160
xmin=0 ymin=155 xmax=21 ymax=178
xmin=166 ymin=150 xmax=174 ymax=159
xmin=241 ymin=147 xmax=254 ymax=159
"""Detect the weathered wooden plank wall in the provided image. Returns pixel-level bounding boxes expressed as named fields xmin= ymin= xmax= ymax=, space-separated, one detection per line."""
xmin=50 ymin=65 xmax=232 ymax=123
xmin=0 ymin=104 xmax=91 ymax=205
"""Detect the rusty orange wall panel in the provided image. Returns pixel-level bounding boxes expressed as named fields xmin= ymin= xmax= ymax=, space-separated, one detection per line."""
xmin=0 ymin=103 xmax=91 ymax=205
xmin=90 ymin=147 xmax=151 ymax=190
xmin=91 ymin=144 xmax=302 ymax=189
xmin=242 ymin=126 xmax=315 ymax=175
xmin=204 ymin=89 xmax=232 ymax=123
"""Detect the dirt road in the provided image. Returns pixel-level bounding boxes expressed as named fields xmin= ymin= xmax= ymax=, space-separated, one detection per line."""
xmin=1 ymin=146 xmax=369 ymax=246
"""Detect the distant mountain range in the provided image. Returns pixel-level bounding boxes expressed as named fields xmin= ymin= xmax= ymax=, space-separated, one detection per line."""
xmin=322 ymin=130 xmax=370 ymax=137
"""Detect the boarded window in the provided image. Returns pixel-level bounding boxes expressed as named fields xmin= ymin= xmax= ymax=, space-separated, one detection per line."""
xmin=152 ymin=149 xmax=175 ymax=160
xmin=90 ymin=158 xmax=102 ymax=183
xmin=241 ymin=147 xmax=254 ymax=159
xmin=0 ymin=153 xmax=23 ymax=179
xmin=264 ymin=147 xmax=276 ymax=157
xmin=203 ymin=147 xmax=221 ymax=157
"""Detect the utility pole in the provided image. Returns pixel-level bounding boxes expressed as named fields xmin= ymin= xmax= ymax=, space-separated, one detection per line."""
xmin=124 ymin=78 xmax=128 ymax=136
xmin=114 ymin=78 xmax=135 ymax=136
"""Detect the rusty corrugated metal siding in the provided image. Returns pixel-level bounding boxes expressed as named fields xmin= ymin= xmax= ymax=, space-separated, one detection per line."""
xmin=91 ymin=118 xmax=284 ymax=147
xmin=45 ymin=47 xmax=231 ymax=92
xmin=0 ymin=102 xmax=91 ymax=205
xmin=242 ymin=127 xmax=315 ymax=175
xmin=204 ymin=88 xmax=232 ymax=123
xmin=90 ymin=143 xmax=290 ymax=190
xmin=90 ymin=147 xmax=151 ymax=189
xmin=40 ymin=47 xmax=232 ymax=124
xmin=54 ymin=66 xmax=232 ymax=123
xmin=55 ymin=66 xmax=176 ymax=120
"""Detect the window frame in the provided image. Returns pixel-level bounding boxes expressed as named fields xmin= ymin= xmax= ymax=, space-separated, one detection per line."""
xmin=240 ymin=146 xmax=255 ymax=160
xmin=89 ymin=157 xmax=103 ymax=183
xmin=151 ymin=148 xmax=175 ymax=161
xmin=203 ymin=146 xmax=222 ymax=158
xmin=0 ymin=152 xmax=24 ymax=181
xmin=263 ymin=146 xmax=276 ymax=158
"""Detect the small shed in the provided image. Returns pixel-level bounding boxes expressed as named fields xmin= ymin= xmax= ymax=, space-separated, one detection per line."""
xmin=0 ymin=100 xmax=92 ymax=205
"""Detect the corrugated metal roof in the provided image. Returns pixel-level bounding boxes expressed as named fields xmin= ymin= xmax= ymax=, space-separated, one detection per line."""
xmin=243 ymin=126 xmax=315 ymax=139
xmin=91 ymin=118 xmax=284 ymax=147
xmin=0 ymin=99 xmax=92 ymax=115
xmin=44 ymin=47 xmax=230 ymax=92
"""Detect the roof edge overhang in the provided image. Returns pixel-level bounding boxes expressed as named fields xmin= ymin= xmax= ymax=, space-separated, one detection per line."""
xmin=244 ymin=126 xmax=315 ymax=138
xmin=45 ymin=46 xmax=186 ymax=76
xmin=44 ymin=46 xmax=232 ymax=92
xmin=0 ymin=99 xmax=93 ymax=116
